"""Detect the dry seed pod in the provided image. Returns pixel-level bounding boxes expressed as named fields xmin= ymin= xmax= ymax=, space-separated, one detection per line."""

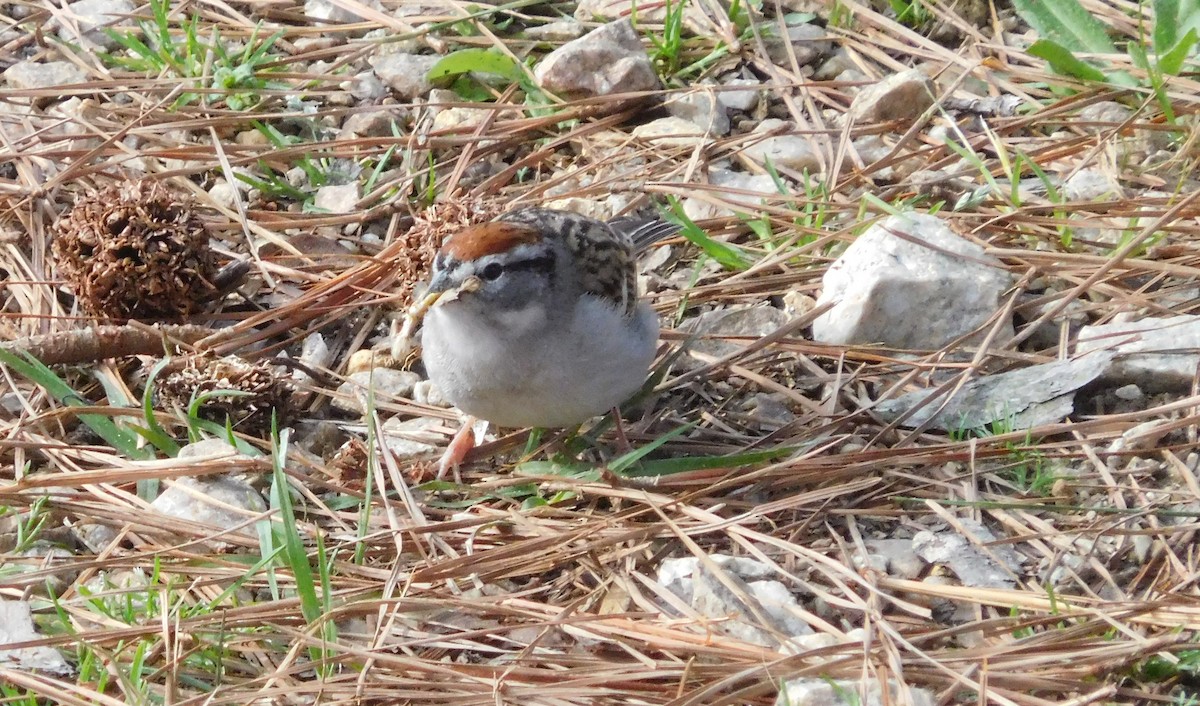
xmin=52 ymin=180 xmax=217 ymax=320
xmin=395 ymin=199 xmax=500 ymax=305
xmin=156 ymin=355 xmax=294 ymax=435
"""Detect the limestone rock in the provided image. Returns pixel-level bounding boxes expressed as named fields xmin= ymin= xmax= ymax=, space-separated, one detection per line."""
xmin=534 ymin=19 xmax=659 ymax=97
xmin=813 ymin=213 xmax=1014 ymax=349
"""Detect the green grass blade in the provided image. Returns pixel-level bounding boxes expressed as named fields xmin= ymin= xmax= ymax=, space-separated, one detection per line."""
xmin=0 ymin=349 xmax=150 ymax=459
xmin=621 ymin=447 xmax=794 ymax=478
xmin=664 ymin=197 xmax=752 ymax=271
xmin=268 ymin=426 xmax=324 ymax=632
xmin=609 ymin=423 xmax=695 ymax=474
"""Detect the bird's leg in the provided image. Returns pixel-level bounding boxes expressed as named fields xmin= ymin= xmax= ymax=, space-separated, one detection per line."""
xmin=610 ymin=406 xmax=632 ymax=453
xmin=438 ymin=416 xmax=486 ymax=483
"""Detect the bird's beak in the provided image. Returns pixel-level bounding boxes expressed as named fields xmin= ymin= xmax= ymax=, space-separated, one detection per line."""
xmin=392 ymin=275 xmax=482 ymax=358
xmin=428 ymin=274 xmax=481 ymax=304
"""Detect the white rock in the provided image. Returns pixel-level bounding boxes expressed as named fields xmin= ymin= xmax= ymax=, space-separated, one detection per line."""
xmin=313 ymin=183 xmax=359 ymax=213
xmin=1077 ymin=315 xmax=1200 ymax=392
xmin=57 ymin=0 xmax=135 ymax=50
xmin=631 ymin=116 xmax=708 ymax=148
xmin=863 ymin=538 xmax=925 ymax=580
xmin=764 ymin=22 xmax=832 ymax=67
xmin=306 ymin=0 xmax=382 ymax=23
xmin=413 ymin=380 xmax=450 ymax=407
xmin=534 ymin=19 xmax=659 ymax=97
xmin=341 ymin=107 xmax=400 ymax=137
xmin=4 ymin=61 xmax=87 ymax=89
xmin=912 ymin=520 xmax=1021 ymax=589
xmin=525 ymin=19 xmax=586 ymax=41
xmin=151 ymin=475 xmax=267 ymax=547
xmin=1062 ymin=167 xmax=1123 ymax=201
xmin=776 ymin=678 xmax=935 ymax=706
xmin=381 ymin=416 xmax=444 ymax=458
xmin=684 ymin=306 xmax=791 ymax=359
xmin=743 ymin=119 xmax=822 ymax=172
xmin=334 ymin=369 xmax=421 ymax=413
xmin=0 ymin=600 xmax=73 ymax=675
xmin=847 ymin=68 xmax=936 ymax=125
xmin=208 ymin=179 xmax=242 ymax=210
xmin=813 ymin=212 xmax=1014 ymax=349
xmin=683 ymin=168 xmax=780 ymax=220
xmin=665 ymin=89 xmax=729 ymax=135
xmin=178 ymin=438 xmax=243 ymax=460
xmin=369 ymin=53 xmax=441 ymax=99
xmin=747 ymin=579 xmax=813 ymax=638
xmin=717 ymin=77 xmax=762 ymax=112
xmin=432 ymin=105 xmax=491 ymax=133
xmin=341 ymin=70 xmax=388 ymax=102
xmin=542 ymin=197 xmax=610 ymax=221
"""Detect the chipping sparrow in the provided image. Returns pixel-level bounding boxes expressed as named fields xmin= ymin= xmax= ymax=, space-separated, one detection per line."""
xmin=396 ymin=207 xmax=677 ymax=472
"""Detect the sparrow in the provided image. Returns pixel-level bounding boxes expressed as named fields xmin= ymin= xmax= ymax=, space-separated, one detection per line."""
xmin=395 ymin=207 xmax=678 ymax=476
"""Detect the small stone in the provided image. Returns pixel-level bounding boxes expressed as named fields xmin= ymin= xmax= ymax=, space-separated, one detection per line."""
xmin=369 ymin=53 xmax=441 ymax=99
xmin=4 ymin=61 xmax=88 ymax=90
xmin=864 ymin=539 xmax=924 ymax=580
xmin=1076 ymin=315 xmax=1200 ymax=392
xmin=847 ymin=68 xmax=936 ymax=125
xmin=813 ymin=47 xmax=858 ymax=81
xmin=1113 ymin=384 xmax=1144 ymax=401
xmin=432 ymin=105 xmax=492 ymax=133
xmin=534 ymin=19 xmax=659 ymax=97
xmin=1077 ymin=100 xmax=1133 ymax=127
xmin=717 ymin=77 xmax=762 ymax=112
xmin=341 ymin=71 xmax=388 ymax=102
xmin=542 ymin=197 xmax=610 ymax=221
xmin=73 ymin=522 xmax=119 ymax=553
xmin=151 ymin=475 xmax=267 ymax=548
xmin=631 ymin=116 xmax=708 ymax=148
xmin=235 ymin=129 xmax=271 ymax=146
xmin=684 ymin=306 xmax=792 ymax=359
xmin=1062 ymin=168 xmax=1123 ymax=201
xmin=743 ymin=119 xmax=822 ymax=172
xmin=380 ymin=416 xmax=444 ymax=458
xmin=342 ymin=107 xmax=401 ymax=137
xmin=781 ymin=291 xmax=815 ymax=318
xmin=775 ymin=678 xmax=935 ymax=706
xmin=313 ymin=183 xmax=359 ymax=213
xmin=683 ymin=168 xmax=780 ymax=220
xmin=764 ymin=22 xmax=833 ymax=67
xmin=334 ymin=369 xmax=421 ymax=414
xmin=57 ymin=0 xmax=135 ymax=50
xmin=306 ymin=0 xmax=382 ymax=23
xmin=813 ymin=212 xmax=1014 ymax=349
xmin=207 ymin=179 xmax=241 ymax=209
xmin=742 ymin=393 xmax=795 ymax=430
xmin=0 ymin=600 xmax=73 ymax=675
xmin=665 ymin=89 xmax=730 ymax=135
xmin=525 ymin=19 xmax=586 ymax=41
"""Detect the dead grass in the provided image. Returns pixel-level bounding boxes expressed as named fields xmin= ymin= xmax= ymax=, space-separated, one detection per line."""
xmin=2 ymin=0 xmax=1200 ymax=704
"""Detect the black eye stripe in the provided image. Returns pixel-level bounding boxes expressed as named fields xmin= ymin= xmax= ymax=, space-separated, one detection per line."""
xmin=497 ymin=254 xmax=555 ymax=275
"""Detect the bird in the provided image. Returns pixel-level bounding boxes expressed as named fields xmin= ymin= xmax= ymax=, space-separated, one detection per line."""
xmin=395 ymin=207 xmax=679 ymax=477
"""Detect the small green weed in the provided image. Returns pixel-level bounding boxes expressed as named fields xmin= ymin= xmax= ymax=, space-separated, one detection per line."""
xmin=949 ymin=416 xmax=1057 ymax=496
xmin=102 ymin=0 xmax=285 ymax=110
xmin=1014 ymin=0 xmax=1199 ymax=121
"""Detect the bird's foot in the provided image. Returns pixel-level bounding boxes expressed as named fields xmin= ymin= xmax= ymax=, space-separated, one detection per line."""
xmin=437 ymin=416 xmax=488 ymax=483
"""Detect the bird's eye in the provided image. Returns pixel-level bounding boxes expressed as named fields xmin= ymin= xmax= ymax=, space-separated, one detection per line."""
xmin=480 ymin=262 xmax=504 ymax=281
